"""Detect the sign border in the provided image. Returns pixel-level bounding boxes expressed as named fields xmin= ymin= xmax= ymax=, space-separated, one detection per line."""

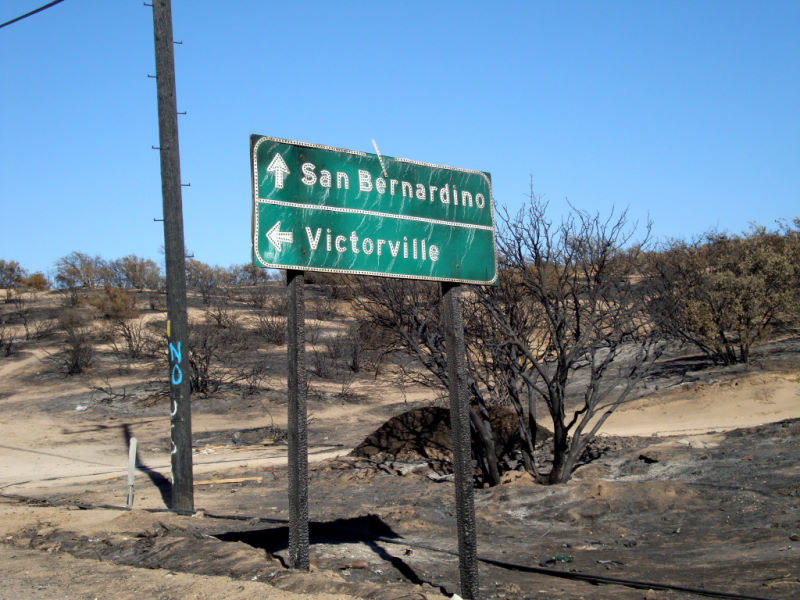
xmin=251 ymin=134 xmax=498 ymax=285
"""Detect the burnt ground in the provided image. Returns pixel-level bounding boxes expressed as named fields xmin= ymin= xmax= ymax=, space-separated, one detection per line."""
xmin=3 ymin=417 xmax=798 ymax=600
xmin=1 ymin=288 xmax=798 ymax=600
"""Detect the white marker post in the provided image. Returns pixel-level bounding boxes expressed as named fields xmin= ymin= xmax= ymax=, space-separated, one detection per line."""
xmin=127 ymin=437 xmax=138 ymax=509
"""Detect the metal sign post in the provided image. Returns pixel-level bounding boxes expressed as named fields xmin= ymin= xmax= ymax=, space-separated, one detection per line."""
xmin=443 ymin=282 xmax=479 ymax=599
xmin=126 ymin=437 xmax=138 ymax=509
xmin=286 ymin=269 xmax=310 ymax=569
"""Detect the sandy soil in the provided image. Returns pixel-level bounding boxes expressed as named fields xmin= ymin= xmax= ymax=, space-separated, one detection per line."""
xmin=1 ymin=289 xmax=798 ymax=599
xmin=598 ymin=371 xmax=800 ymax=437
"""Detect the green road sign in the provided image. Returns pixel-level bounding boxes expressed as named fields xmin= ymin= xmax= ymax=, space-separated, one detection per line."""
xmin=251 ymin=135 xmax=497 ymax=285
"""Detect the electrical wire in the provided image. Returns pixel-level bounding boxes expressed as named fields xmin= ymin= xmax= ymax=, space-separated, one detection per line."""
xmin=0 ymin=0 xmax=65 ymax=30
xmin=0 ymin=492 xmax=778 ymax=600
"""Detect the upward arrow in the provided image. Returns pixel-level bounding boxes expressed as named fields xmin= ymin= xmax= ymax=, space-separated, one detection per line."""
xmin=266 ymin=153 xmax=290 ymax=189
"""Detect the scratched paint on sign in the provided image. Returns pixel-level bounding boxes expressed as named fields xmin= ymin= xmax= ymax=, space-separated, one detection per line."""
xmin=251 ymin=135 xmax=497 ymax=285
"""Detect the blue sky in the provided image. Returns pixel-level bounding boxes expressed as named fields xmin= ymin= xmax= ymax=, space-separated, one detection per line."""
xmin=2 ymin=1 xmax=798 ymax=277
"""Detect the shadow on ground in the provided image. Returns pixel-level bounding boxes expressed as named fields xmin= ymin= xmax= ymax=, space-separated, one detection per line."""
xmin=215 ymin=514 xmax=430 ymax=586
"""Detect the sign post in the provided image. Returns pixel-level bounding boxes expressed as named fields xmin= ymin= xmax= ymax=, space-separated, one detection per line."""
xmin=286 ymin=269 xmax=309 ymax=570
xmin=251 ymin=135 xmax=496 ymax=596
xmin=442 ymin=282 xmax=480 ymax=599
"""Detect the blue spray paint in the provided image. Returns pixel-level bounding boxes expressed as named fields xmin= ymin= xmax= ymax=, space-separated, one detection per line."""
xmin=171 ymin=364 xmax=182 ymax=385
xmin=169 ymin=341 xmax=183 ymax=385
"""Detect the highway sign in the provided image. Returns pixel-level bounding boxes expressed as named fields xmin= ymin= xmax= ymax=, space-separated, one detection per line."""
xmin=251 ymin=135 xmax=497 ymax=284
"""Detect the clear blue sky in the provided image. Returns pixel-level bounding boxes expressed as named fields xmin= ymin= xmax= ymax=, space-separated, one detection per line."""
xmin=2 ymin=1 xmax=798 ymax=277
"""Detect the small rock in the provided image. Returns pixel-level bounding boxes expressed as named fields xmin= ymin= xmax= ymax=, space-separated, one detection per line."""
xmin=789 ymin=533 xmax=800 ymax=541
xmin=388 ymin=461 xmax=429 ymax=476
xmin=597 ymin=559 xmax=624 ymax=568
xmin=36 ymin=526 xmax=55 ymax=537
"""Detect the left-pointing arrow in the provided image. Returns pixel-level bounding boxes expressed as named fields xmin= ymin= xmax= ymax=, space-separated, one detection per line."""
xmin=266 ymin=153 xmax=290 ymax=189
xmin=266 ymin=221 xmax=293 ymax=252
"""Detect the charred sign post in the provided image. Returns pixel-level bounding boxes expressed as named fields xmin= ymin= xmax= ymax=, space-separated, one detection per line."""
xmin=251 ymin=135 xmax=497 ymax=598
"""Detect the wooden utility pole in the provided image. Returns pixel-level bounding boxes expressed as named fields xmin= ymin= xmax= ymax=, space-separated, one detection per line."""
xmin=286 ymin=269 xmax=310 ymax=569
xmin=442 ymin=282 xmax=479 ymax=599
xmin=151 ymin=0 xmax=193 ymax=513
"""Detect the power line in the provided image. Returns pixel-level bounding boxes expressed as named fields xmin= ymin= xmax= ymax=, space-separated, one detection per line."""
xmin=0 ymin=0 xmax=65 ymax=30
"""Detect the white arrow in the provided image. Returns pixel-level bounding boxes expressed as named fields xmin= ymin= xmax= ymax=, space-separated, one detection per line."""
xmin=266 ymin=153 xmax=290 ymax=189
xmin=266 ymin=221 xmax=293 ymax=252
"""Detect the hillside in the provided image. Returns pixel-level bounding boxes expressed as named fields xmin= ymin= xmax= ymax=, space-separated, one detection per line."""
xmin=0 ymin=286 xmax=798 ymax=599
